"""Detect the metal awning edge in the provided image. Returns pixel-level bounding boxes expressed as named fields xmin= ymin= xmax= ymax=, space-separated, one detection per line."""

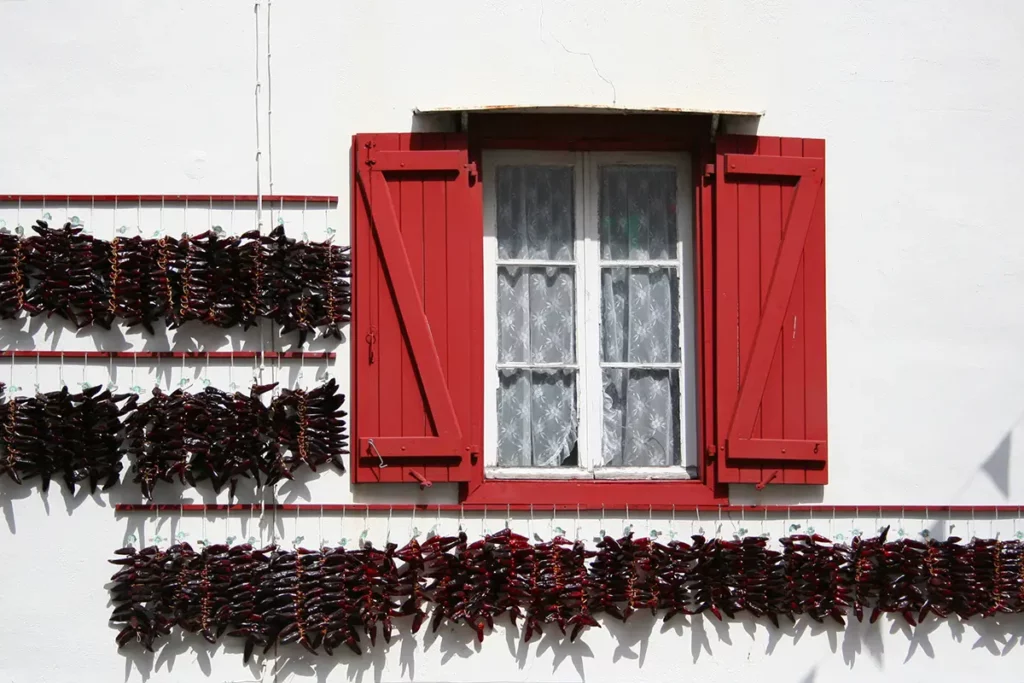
xmin=414 ymin=104 xmax=764 ymax=117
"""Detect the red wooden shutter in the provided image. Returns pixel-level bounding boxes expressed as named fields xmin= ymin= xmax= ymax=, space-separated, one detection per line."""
xmin=714 ymin=136 xmax=827 ymax=486
xmin=351 ymin=133 xmax=482 ymax=485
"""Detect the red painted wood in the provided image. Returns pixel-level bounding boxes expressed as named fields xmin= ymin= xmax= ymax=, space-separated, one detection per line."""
xmin=0 ymin=194 xmax=336 ymax=204
xmin=0 ymin=351 xmax=334 ymax=360
xmin=715 ymin=136 xmax=827 ymax=485
xmin=468 ymin=113 xmax=710 ymax=147
xmin=780 ymin=137 xmax=808 ymax=484
xmin=351 ymin=133 xmax=480 ymax=484
xmin=372 ymin=133 xmax=406 ymax=483
xmin=728 ymin=438 xmax=825 ymax=461
xmin=695 ymin=151 xmax=717 ymax=488
xmin=736 ymin=139 xmax=763 ymax=486
xmin=758 ymin=137 xmax=786 ymax=478
xmin=464 ymin=479 xmax=725 ymax=508
xmin=715 ymin=137 xmax=741 ymax=485
xmin=370 ymin=150 xmax=465 ymax=172
xmin=421 ymin=134 xmax=451 ymax=485
xmin=115 ymin=503 xmax=1024 ymax=516
xmin=802 ymin=138 xmax=828 ymax=486
xmin=397 ymin=134 xmax=422 ymax=484
xmin=724 ymin=155 xmax=819 ymax=177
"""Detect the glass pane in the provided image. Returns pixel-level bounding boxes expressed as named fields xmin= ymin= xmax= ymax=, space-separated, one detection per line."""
xmin=601 ymin=369 xmax=679 ymax=467
xmin=601 ymin=267 xmax=679 ymax=363
xmin=497 ymin=369 xmax=578 ymax=467
xmin=599 ymin=165 xmax=677 ymax=260
xmin=498 ymin=266 xmax=575 ymax=364
xmin=496 ymin=165 xmax=574 ymax=260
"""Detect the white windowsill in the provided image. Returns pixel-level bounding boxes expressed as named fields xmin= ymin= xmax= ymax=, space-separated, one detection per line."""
xmin=484 ymin=466 xmax=698 ymax=481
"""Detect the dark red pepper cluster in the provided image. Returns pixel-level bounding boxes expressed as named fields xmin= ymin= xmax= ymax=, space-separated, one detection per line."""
xmin=125 ymin=378 xmax=348 ymax=499
xmin=109 ymin=528 xmax=1024 ymax=658
xmin=0 ymin=221 xmax=350 ymax=338
xmin=0 ymin=379 xmax=347 ymax=498
xmin=0 ymin=382 xmax=135 ymax=493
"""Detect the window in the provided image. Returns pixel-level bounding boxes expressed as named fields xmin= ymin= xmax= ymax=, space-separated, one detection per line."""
xmin=482 ymin=151 xmax=697 ymax=480
xmin=350 ymin=128 xmax=828 ymax=506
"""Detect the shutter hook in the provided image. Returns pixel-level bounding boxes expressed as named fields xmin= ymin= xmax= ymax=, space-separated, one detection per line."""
xmin=367 ymin=439 xmax=387 ymax=469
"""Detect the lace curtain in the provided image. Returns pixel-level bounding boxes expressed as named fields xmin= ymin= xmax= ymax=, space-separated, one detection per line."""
xmin=494 ymin=163 xmax=680 ymax=469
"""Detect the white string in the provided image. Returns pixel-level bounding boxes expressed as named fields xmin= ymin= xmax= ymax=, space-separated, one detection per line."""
xmin=506 ymin=504 xmax=511 ymax=530
xmin=319 ymin=505 xmax=324 ymax=548
xmin=7 ymin=351 xmax=13 ymax=397
xmin=82 ymin=353 xmax=88 ymax=389
xmin=254 ymin=0 xmax=265 ymax=365
xmin=59 ymin=352 xmax=65 ymax=388
xmin=295 ymin=504 xmax=300 ymax=549
xmin=202 ymin=504 xmax=208 ymax=544
xmin=266 ymin=0 xmax=274 ymax=199
xmin=386 ymin=506 xmax=392 ymax=544
xmin=226 ymin=503 xmax=231 ymax=541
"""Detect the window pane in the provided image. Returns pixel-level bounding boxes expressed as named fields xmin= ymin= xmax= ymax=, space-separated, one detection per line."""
xmin=599 ymin=165 xmax=677 ymax=260
xmin=601 ymin=267 xmax=679 ymax=363
xmin=496 ymin=165 xmax=574 ymax=260
xmin=498 ymin=266 xmax=575 ymax=364
xmin=497 ymin=369 xmax=578 ymax=467
xmin=601 ymin=369 xmax=679 ymax=467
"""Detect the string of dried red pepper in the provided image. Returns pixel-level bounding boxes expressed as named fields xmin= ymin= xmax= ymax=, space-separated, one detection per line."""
xmin=109 ymin=527 xmax=1024 ymax=658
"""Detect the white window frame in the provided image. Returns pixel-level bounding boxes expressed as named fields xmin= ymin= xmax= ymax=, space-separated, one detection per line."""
xmin=483 ymin=149 xmax=698 ymax=481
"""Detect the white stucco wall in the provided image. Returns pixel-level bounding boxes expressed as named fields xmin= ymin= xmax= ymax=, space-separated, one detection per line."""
xmin=2 ymin=1 xmax=1024 ymax=681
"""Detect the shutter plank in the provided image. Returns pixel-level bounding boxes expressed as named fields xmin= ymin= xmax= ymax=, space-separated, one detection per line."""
xmin=354 ymin=138 xmax=383 ymax=482
xmin=399 ymin=133 xmax=428 ymax=485
xmin=803 ymin=137 xmax=828 ymax=485
xmin=758 ymin=136 xmax=785 ymax=467
xmin=780 ymin=137 xmax=807 ymax=484
xmin=714 ymin=138 xmax=740 ymax=481
xmin=374 ymin=133 xmax=406 ymax=483
xmin=737 ymin=145 xmax=763 ymax=485
xmin=421 ymin=133 xmax=451 ymax=484
xmin=446 ymin=133 xmax=475 ymax=470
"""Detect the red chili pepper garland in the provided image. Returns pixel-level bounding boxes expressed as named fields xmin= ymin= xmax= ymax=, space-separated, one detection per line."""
xmin=0 ymin=220 xmax=350 ymax=337
xmin=0 ymin=380 xmax=346 ymax=497
xmin=108 ymin=527 xmax=1024 ymax=658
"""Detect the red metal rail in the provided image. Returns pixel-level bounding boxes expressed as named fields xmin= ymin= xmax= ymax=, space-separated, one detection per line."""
xmin=114 ymin=503 xmax=1024 ymax=515
xmin=0 ymin=194 xmax=336 ymax=204
xmin=0 ymin=351 xmax=335 ymax=360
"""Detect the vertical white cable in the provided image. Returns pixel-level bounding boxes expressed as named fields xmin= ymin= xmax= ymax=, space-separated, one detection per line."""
xmin=254 ymin=1 xmax=267 ymax=367
xmin=266 ymin=0 xmax=274 ymax=199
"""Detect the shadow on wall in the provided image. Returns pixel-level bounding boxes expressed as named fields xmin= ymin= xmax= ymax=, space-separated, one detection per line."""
xmin=0 ymin=458 xmax=349 ymax=537
xmin=113 ymin=610 xmax=1024 ymax=683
